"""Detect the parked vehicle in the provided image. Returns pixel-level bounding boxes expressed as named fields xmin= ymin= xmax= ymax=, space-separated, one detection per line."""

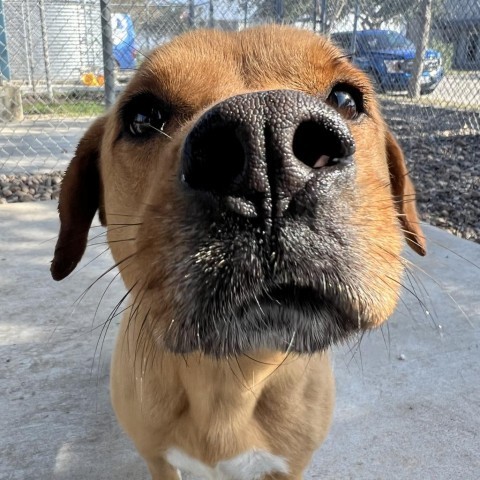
xmin=112 ymin=13 xmax=136 ymax=70
xmin=331 ymin=30 xmax=444 ymax=94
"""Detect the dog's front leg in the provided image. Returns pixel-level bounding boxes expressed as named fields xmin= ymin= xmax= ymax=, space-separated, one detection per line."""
xmin=146 ymin=456 xmax=181 ymax=480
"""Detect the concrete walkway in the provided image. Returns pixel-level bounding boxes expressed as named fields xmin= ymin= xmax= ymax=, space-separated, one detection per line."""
xmin=1 ymin=202 xmax=479 ymax=480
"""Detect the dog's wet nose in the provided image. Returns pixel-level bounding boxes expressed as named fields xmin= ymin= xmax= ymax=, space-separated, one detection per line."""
xmin=181 ymin=90 xmax=355 ymax=217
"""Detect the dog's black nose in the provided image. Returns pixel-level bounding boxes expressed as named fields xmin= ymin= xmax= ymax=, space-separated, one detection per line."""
xmin=181 ymin=90 xmax=355 ymax=217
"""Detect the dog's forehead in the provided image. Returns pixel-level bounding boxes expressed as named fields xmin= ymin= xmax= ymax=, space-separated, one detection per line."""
xmin=236 ymin=26 xmax=353 ymax=88
xmin=128 ymin=26 xmax=368 ymax=104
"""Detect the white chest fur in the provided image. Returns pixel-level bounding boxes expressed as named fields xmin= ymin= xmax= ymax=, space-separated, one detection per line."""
xmin=165 ymin=448 xmax=289 ymax=480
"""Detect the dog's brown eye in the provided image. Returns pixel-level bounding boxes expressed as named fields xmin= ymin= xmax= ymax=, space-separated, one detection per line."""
xmin=129 ymin=108 xmax=165 ymax=137
xmin=121 ymin=93 xmax=171 ymax=140
xmin=326 ymin=87 xmax=363 ymax=120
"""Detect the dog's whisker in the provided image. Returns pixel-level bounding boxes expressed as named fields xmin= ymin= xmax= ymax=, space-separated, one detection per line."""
xmin=234 ymin=355 xmax=257 ymax=396
xmin=402 ymin=218 xmax=428 ymax=226
xmin=91 ymin=281 xmax=137 ymax=378
xmin=373 ymin=251 xmax=430 ymax=312
xmin=107 ymin=222 xmax=144 ymax=226
xmin=226 ymin=357 xmax=251 ymax=392
xmin=89 ymin=237 xmax=136 ymax=247
xmin=69 ymin=246 xmax=111 ymax=278
xmin=386 ymin=268 xmax=442 ymax=327
xmin=134 ymin=307 xmax=153 ymax=386
xmin=397 ymin=258 xmax=474 ymax=328
xmin=361 ymin=243 xmax=432 ymax=326
xmin=379 ymin=323 xmax=392 ymax=359
xmin=242 ymin=352 xmax=294 ymax=367
xmin=386 ymin=236 xmax=473 ymax=324
xmin=124 ymin=283 xmax=151 ymax=363
xmin=86 ymin=230 xmax=109 ymax=243
xmin=91 ymin=266 xmax=126 ymax=328
xmin=346 ymin=330 xmax=366 ymax=372
xmin=418 ymin=235 xmax=479 ymax=270
xmin=256 ymin=343 xmax=296 ymax=387
xmin=397 ymin=229 xmax=428 ymax=252
xmin=402 ymin=265 xmax=440 ymax=328
xmin=146 ymin=123 xmax=172 ymax=139
xmin=88 ymin=303 xmax=131 ymax=337
xmin=40 ymin=234 xmax=64 ymax=245
xmin=73 ymin=252 xmax=136 ymax=307
xmin=104 ymin=211 xmax=144 ymax=219
xmin=135 ymin=307 xmax=151 ymax=360
xmin=85 ymin=224 xmax=109 ymax=229
xmin=86 ymin=224 xmax=143 ymax=244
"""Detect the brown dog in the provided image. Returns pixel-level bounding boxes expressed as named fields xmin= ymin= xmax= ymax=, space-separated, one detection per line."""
xmin=51 ymin=26 xmax=426 ymax=480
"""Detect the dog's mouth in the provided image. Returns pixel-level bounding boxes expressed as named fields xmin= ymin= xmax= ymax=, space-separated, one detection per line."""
xmin=233 ymin=284 xmax=357 ymax=350
xmin=160 ymin=278 xmax=359 ymax=356
xmin=157 ymin=220 xmax=363 ymax=357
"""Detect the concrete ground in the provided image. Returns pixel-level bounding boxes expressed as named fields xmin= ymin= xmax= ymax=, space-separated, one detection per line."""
xmin=0 ymin=118 xmax=92 ymax=174
xmin=1 ymin=202 xmax=479 ymax=480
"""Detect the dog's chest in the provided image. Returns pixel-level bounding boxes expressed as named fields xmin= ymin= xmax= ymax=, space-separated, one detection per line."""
xmin=165 ymin=447 xmax=289 ymax=480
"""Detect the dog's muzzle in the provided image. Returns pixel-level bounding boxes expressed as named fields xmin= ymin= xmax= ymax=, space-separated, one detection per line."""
xmin=162 ymin=90 xmax=362 ymax=356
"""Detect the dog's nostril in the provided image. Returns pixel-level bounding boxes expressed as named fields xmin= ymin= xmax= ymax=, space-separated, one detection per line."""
xmin=292 ymin=120 xmax=353 ymax=169
xmin=182 ymin=125 xmax=245 ymax=193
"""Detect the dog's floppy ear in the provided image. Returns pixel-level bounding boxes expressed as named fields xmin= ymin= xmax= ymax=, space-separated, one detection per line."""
xmin=51 ymin=117 xmax=107 ymax=281
xmin=386 ymin=130 xmax=426 ymax=256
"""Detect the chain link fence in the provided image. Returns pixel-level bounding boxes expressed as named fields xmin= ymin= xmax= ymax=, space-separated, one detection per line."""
xmin=0 ymin=0 xmax=479 ymax=240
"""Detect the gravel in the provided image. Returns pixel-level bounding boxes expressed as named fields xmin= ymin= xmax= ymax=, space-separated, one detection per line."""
xmin=0 ymin=172 xmax=62 ymax=204
xmin=382 ymin=100 xmax=479 ymax=244
xmin=1 ymin=101 xmax=479 ymax=243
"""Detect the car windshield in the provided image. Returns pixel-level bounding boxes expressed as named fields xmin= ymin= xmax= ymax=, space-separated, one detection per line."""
xmin=361 ymin=31 xmax=414 ymax=50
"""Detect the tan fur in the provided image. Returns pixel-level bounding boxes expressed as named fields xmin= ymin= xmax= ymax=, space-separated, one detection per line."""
xmin=52 ymin=26 xmax=425 ymax=479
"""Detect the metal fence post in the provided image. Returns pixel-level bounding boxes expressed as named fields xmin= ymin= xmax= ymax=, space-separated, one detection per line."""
xmin=38 ymin=0 xmax=54 ymax=101
xmin=209 ymin=0 xmax=214 ymax=28
xmin=242 ymin=1 xmax=248 ymax=28
xmin=409 ymin=0 xmax=432 ymax=99
xmin=25 ymin=0 xmax=35 ymax=92
xmin=351 ymin=0 xmax=359 ymax=56
xmin=0 ymin=0 xmax=11 ymax=83
xmin=274 ymin=0 xmax=284 ymax=24
xmin=100 ymin=0 xmax=115 ymax=108
xmin=320 ymin=0 xmax=327 ymax=34
xmin=188 ymin=0 xmax=195 ymax=28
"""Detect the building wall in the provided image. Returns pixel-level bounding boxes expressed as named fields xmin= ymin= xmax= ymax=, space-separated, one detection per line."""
xmin=435 ymin=0 xmax=480 ymax=71
xmin=443 ymin=0 xmax=480 ymax=20
xmin=454 ymin=28 xmax=480 ymax=70
xmin=4 ymin=0 xmax=103 ymax=84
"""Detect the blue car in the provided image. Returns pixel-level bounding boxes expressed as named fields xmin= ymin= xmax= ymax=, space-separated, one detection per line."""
xmin=331 ymin=30 xmax=444 ymax=94
xmin=112 ymin=13 xmax=137 ymax=70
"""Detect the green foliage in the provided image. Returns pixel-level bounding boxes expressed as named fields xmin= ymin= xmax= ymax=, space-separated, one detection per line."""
xmin=250 ymin=0 xmax=423 ymax=30
xmin=250 ymin=0 xmax=352 ymax=26
xmin=23 ymin=99 xmax=104 ymax=117
xmin=252 ymin=0 xmax=317 ymax=24
xmin=351 ymin=0 xmax=422 ymax=29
